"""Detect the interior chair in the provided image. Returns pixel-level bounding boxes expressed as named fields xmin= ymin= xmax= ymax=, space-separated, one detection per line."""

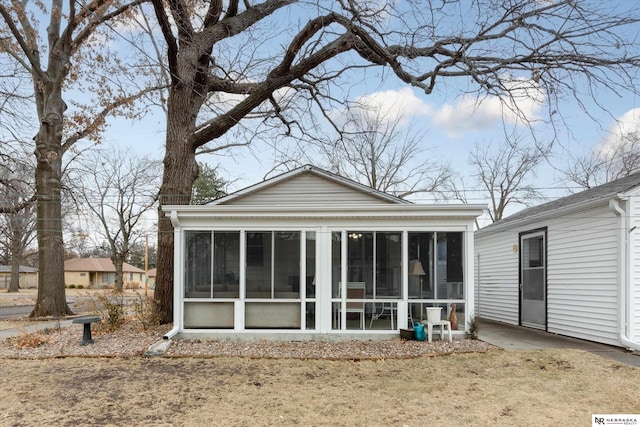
xmin=369 ymin=303 xmax=397 ymax=329
xmin=346 ymin=282 xmax=366 ymax=329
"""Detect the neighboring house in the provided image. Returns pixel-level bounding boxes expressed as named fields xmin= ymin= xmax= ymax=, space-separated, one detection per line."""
xmin=162 ymin=165 xmax=484 ymax=339
xmin=0 ymin=265 xmax=38 ymax=289
xmin=64 ymin=258 xmax=145 ymax=289
xmin=475 ymin=172 xmax=640 ymax=350
xmin=147 ymin=268 xmax=156 ymax=289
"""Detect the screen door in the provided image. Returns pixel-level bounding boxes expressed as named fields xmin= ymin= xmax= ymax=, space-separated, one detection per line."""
xmin=520 ymin=231 xmax=546 ymax=328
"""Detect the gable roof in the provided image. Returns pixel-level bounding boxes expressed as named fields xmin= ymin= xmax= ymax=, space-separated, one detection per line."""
xmin=209 ymin=164 xmax=411 ymax=206
xmin=479 ymin=171 xmax=640 ymax=233
xmin=64 ymin=258 xmax=145 ymax=273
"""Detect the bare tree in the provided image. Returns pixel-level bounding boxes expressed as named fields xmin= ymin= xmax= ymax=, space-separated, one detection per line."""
xmin=565 ymin=131 xmax=640 ymax=190
xmin=70 ymin=146 xmax=161 ymax=292
xmin=0 ymin=1 xmax=158 ymax=316
xmin=0 ymin=157 xmax=37 ymax=292
xmin=150 ymin=0 xmax=640 ymax=322
xmin=0 ymin=57 xmax=34 ymax=147
xmin=461 ymin=136 xmax=548 ymax=223
xmin=323 ymin=106 xmax=450 ymax=198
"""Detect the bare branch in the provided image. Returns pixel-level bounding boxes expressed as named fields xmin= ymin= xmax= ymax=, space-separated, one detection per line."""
xmin=62 ymin=83 xmax=167 ymax=151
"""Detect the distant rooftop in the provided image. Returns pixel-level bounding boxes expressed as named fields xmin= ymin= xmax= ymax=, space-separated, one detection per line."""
xmin=64 ymin=258 xmax=144 ymax=273
xmin=0 ymin=265 xmax=38 ymax=273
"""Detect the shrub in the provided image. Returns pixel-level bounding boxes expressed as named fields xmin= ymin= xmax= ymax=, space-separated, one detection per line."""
xmin=68 ymin=284 xmax=76 ymax=289
xmin=77 ymin=285 xmax=84 ymax=289
xmin=132 ymin=293 xmax=160 ymax=330
xmin=466 ymin=315 xmax=479 ymax=340
xmin=90 ymin=291 xmax=126 ymax=332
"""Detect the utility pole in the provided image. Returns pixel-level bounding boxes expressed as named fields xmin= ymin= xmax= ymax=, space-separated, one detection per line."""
xmin=144 ymin=233 xmax=148 ymax=296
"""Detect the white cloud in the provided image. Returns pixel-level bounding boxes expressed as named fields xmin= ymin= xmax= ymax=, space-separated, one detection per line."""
xmin=597 ymin=108 xmax=640 ymax=155
xmin=432 ymin=77 xmax=544 ymax=137
xmin=352 ymin=87 xmax=432 ymax=123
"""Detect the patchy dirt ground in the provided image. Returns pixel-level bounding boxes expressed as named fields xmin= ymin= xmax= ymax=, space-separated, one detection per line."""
xmin=0 ymin=349 xmax=638 ymax=426
xmin=1 ymin=289 xmax=639 ymax=425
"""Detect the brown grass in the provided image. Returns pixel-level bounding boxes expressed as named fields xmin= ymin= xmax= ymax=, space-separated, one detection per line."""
xmin=0 ymin=348 xmax=638 ymax=426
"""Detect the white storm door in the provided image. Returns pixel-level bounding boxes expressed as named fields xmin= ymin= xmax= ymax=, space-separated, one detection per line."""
xmin=520 ymin=231 xmax=546 ymax=329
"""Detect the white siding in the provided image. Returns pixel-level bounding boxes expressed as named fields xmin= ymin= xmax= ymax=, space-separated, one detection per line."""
xmin=226 ymin=174 xmax=392 ymax=206
xmin=475 ymin=230 xmax=520 ymax=324
xmin=629 ymin=195 xmax=640 ymax=344
xmin=478 ymin=204 xmax=622 ymax=346
xmin=546 ymin=205 xmax=619 ymax=345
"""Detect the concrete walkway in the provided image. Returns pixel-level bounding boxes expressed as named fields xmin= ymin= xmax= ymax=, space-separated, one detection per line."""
xmin=477 ymin=318 xmax=640 ymax=368
xmin=0 ymin=319 xmax=75 ymax=339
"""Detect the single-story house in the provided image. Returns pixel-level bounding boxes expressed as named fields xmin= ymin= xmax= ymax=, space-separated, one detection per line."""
xmin=147 ymin=268 xmax=156 ymax=289
xmin=162 ymin=165 xmax=485 ymax=339
xmin=0 ymin=265 xmax=38 ymax=289
xmin=64 ymin=258 xmax=145 ymax=289
xmin=474 ymin=172 xmax=640 ymax=350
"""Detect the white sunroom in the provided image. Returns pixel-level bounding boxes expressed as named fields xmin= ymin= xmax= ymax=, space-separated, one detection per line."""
xmin=163 ymin=165 xmax=484 ymax=339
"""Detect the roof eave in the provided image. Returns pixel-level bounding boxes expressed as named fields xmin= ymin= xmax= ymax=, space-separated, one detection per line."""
xmin=476 ymin=196 xmax=616 ymax=236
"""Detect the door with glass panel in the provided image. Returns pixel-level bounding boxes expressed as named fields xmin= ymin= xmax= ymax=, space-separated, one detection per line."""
xmin=331 ymin=231 xmax=401 ymax=330
xmin=520 ymin=231 xmax=546 ymax=329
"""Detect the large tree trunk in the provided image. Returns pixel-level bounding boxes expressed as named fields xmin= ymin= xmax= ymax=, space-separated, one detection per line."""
xmin=113 ymin=255 xmax=124 ymax=292
xmin=155 ymin=85 xmax=201 ymax=324
xmin=30 ymin=85 xmax=72 ymax=318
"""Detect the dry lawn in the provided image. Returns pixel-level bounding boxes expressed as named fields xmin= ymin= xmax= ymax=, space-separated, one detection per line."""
xmin=0 ymin=288 xmax=150 ymax=331
xmin=0 ymin=288 xmax=150 ymax=307
xmin=0 ymin=348 xmax=638 ymax=426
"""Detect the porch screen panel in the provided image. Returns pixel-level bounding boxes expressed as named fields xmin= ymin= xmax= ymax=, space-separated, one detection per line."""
xmin=436 ymin=232 xmax=464 ymax=299
xmin=185 ymin=231 xmax=212 ymax=298
xmin=212 ymin=232 xmax=240 ymax=298
xmin=348 ymin=232 xmax=373 ymax=296
xmin=376 ymin=232 xmax=402 ymax=297
xmin=306 ymin=232 xmax=316 ymax=298
xmin=408 ymin=232 xmax=433 ymax=299
xmin=246 ymin=232 xmax=271 ymax=298
xmin=274 ymin=232 xmax=300 ymax=298
xmin=331 ymin=232 xmax=341 ymax=298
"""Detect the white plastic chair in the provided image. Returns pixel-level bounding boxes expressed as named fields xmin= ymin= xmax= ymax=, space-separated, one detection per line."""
xmin=369 ymin=303 xmax=396 ymax=329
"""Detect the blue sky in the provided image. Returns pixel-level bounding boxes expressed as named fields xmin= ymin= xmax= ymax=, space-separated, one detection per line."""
xmin=105 ymin=74 xmax=639 ymax=206
xmin=96 ymin=0 xmax=640 ymax=215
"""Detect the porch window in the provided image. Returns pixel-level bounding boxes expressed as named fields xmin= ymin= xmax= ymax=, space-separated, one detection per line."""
xmin=346 ymin=231 xmax=402 ymax=298
xmin=408 ymin=231 xmax=464 ymax=324
xmin=185 ymin=231 xmax=211 ymax=298
xmin=213 ymin=232 xmax=240 ymax=298
xmin=408 ymin=232 xmax=463 ymax=300
xmin=408 ymin=232 xmax=434 ymax=299
xmin=332 ymin=231 xmax=402 ymax=330
xmin=245 ymin=231 xmax=300 ymax=299
xmin=437 ymin=232 xmax=464 ymax=299
xmin=184 ymin=231 xmax=240 ymax=298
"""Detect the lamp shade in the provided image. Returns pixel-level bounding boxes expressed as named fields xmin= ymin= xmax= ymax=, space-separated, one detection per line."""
xmin=409 ymin=259 xmax=426 ymax=276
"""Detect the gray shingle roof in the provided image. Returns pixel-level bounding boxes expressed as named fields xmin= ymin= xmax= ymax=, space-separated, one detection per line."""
xmin=480 ymin=171 xmax=640 ymax=231
xmin=0 ymin=265 xmax=38 ymax=273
